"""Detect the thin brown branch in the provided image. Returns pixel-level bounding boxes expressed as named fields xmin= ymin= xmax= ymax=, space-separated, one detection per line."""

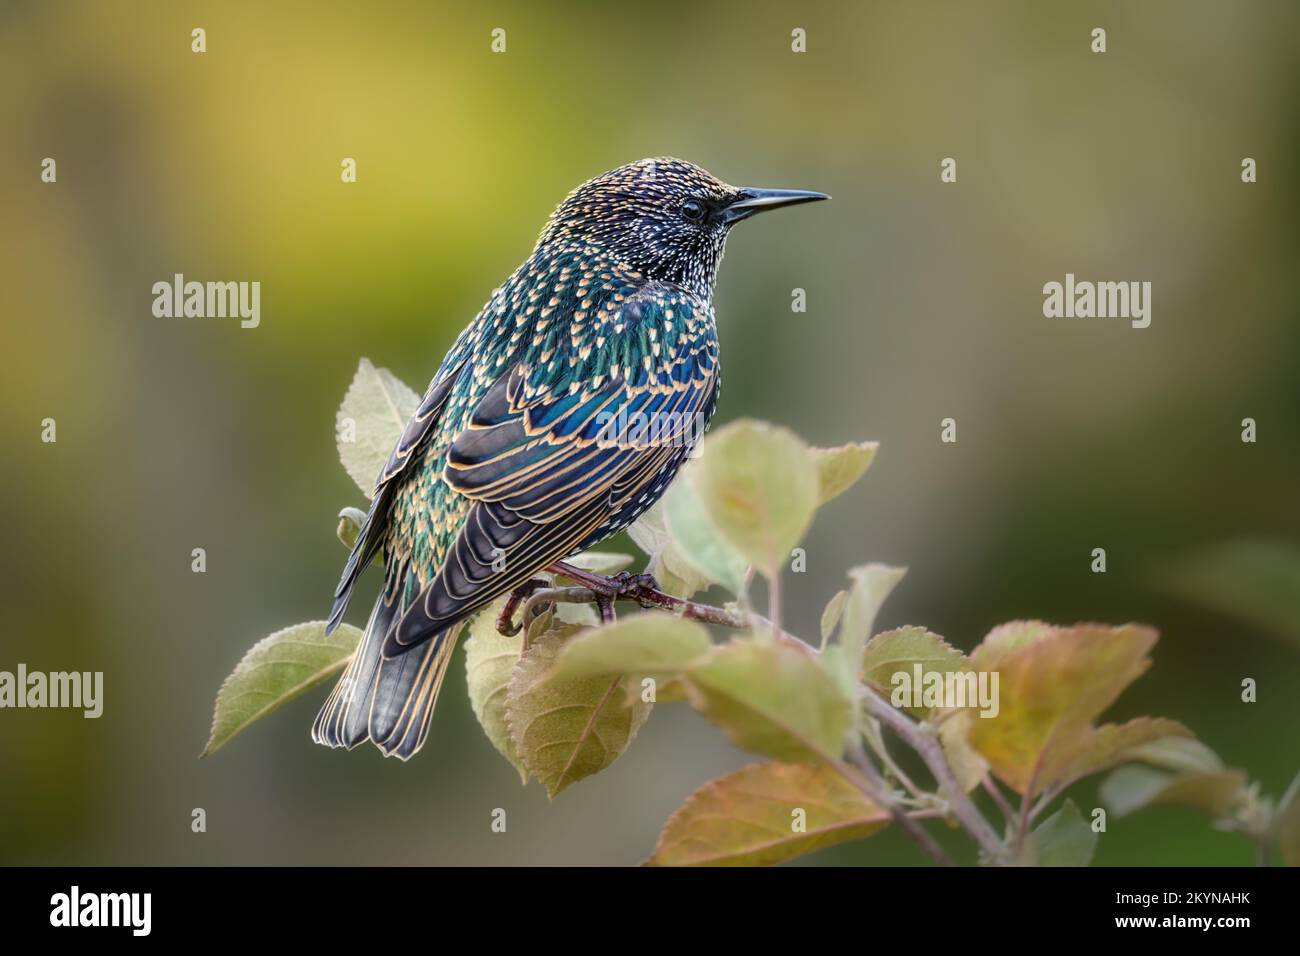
xmin=863 ymin=692 xmax=1011 ymax=866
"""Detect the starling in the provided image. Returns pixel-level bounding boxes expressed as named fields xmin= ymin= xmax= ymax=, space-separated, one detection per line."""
xmin=313 ymin=158 xmax=827 ymax=759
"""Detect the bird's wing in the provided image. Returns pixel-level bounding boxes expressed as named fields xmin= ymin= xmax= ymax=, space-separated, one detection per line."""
xmin=383 ymin=298 xmax=717 ymax=657
xmin=328 ymin=354 xmax=469 ymax=630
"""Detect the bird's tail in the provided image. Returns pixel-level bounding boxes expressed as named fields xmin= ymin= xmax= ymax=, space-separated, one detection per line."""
xmin=311 ymin=591 xmax=458 ymax=760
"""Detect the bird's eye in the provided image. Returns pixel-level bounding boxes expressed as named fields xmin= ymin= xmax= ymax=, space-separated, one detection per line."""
xmin=680 ymin=199 xmax=706 ymax=222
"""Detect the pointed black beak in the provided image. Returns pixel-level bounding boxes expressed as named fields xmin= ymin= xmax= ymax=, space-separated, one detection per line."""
xmin=722 ymin=187 xmax=830 ymax=225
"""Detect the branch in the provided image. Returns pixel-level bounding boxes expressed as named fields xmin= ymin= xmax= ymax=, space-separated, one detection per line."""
xmin=843 ymin=736 xmax=955 ymax=866
xmin=862 ymin=692 xmax=1011 ymax=866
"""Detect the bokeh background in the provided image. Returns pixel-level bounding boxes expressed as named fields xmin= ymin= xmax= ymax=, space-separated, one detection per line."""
xmin=2 ymin=0 xmax=1298 ymax=865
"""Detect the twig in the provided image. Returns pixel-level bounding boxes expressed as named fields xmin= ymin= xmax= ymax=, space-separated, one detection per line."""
xmin=843 ymin=736 xmax=954 ymax=867
xmin=863 ymin=692 xmax=1011 ymax=865
xmin=982 ymin=775 xmax=1017 ymax=833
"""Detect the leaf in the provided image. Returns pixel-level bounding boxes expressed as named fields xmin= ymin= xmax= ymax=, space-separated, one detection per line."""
xmin=819 ymin=589 xmax=848 ymax=649
xmin=336 ymin=506 xmax=366 ymax=550
xmin=555 ymin=614 xmax=713 ymax=680
xmin=627 ymin=499 xmax=714 ymax=598
xmin=1100 ymin=765 xmax=1247 ymax=819
xmin=662 ymin=470 xmax=749 ymax=595
xmin=506 ymin=629 xmax=651 ymax=798
xmin=810 ymin=441 xmax=878 ymax=506
xmin=688 ymin=419 xmax=820 ymax=575
xmin=557 ymin=551 xmax=635 ymax=577
xmin=683 ymin=638 xmax=854 ymax=762
xmin=969 ymin=620 xmax=1057 ymax=669
xmin=204 ymin=621 xmax=363 ymax=756
xmin=336 ymin=358 xmax=420 ymax=497
xmin=965 ymin=623 xmax=1158 ymax=797
xmin=938 ymin=711 xmax=989 ymax=793
xmin=647 ymin=761 xmax=889 ymax=866
xmin=463 ymin=600 xmax=528 ymax=783
xmin=1152 ymin=537 xmax=1300 ymax=647
xmin=1274 ymin=776 xmax=1300 ymax=867
xmin=1026 ymin=800 xmax=1097 ymax=866
xmin=1039 ymin=719 xmax=1194 ymax=792
xmin=836 ymin=564 xmax=907 ymax=668
xmin=861 ymin=626 xmax=968 ymax=715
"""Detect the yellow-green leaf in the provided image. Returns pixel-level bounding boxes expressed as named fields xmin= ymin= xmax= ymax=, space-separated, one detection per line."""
xmin=336 ymin=358 xmax=420 ymax=497
xmin=688 ymin=419 xmax=820 ymax=575
xmin=1100 ymin=765 xmax=1247 ymax=819
xmin=1024 ymin=800 xmax=1097 ymax=867
xmin=336 ymin=506 xmax=365 ymax=550
xmin=463 ymin=600 xmax=528 ymax=783
xmin=506 ymin=629 xmax=651 ymax=798
xmin=966 ymin=623 xmax=1157 ymax=797
xmin=862 ymin=626 xmax=968 ymax=716
xmin=683 ymin=638 xmax=853 ymax=762
xmin=662 ymin=469 xmax=749 ymax=595
xmin=555 ymin=614 xmax=713 ymax=680
xmin=627 ymin=499 xmax=714 ymax=598
xmin=648 ymin=761 xmax=889 ymax=866
xmin=836 ymin=564 xmax=907 ymax=668
xmin=204 ymin=621 xmax=363 ymax=756
xmin=810 ymin=441 xmax=878 ymax=506
xmin=819 ymin=589 xmax=848 ymax=649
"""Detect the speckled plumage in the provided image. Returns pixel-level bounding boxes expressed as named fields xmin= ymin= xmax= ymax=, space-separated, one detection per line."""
xmin=312 ymin=158 xmax=825 ymax=759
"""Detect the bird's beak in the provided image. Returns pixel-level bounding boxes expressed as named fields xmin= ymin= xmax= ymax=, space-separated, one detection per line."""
xmin=721 ymin=187 xmax=830 ymax=225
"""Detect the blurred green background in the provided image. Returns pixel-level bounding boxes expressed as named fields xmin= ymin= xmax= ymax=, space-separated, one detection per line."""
xmin=1 ymin=0 xmax=1297 ymax=865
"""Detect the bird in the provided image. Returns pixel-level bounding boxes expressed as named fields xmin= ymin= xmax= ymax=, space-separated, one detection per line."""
xmin=312 ymin=157 xmax=827 ymax=759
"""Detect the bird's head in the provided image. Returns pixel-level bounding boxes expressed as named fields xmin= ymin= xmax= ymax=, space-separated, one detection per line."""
xmin=536 ymin=157 xmax=828 ymax=295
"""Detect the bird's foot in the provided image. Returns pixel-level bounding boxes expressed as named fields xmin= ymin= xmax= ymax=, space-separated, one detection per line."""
xmin=496 ymin=578 xmax=551 ymax=637
xmin=548 ymin=562 xmax=661 ymax=603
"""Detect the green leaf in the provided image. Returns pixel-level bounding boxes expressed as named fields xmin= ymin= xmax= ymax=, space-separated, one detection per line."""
xmin=938 ymin=712 xmax=989 ymax=793
xmin=506 ymin=629 xmax=651 ymax=798
xmin=861 ymin=626 xmax=968 ymax=714
xmin=683 ymin=638 xmax=854 ymax=762
xmin=203 ymin=621 xmax=363 ymax=756
xmin=336 ymin=506 xmax=366 ymax=550
xmin=1100 ymin=765 xmax=1247 ymax=819
xmin=463 ymin=600 xmax=528 ymax=783
xmin=688 ymin=419 xmax=820 ymax=575
xmin=810 ymin=441 xmax=878 ymax=506
xmin=1026 ymin=800 xmax=1098 ymax=866
xmin=1274 ymin=774 xmax=1300 ymax=867
xmin=819 ymin=589 xmax=848 ymax=650
xmin=336 ymin=358 xmax=420 ymax=498
xmin=662 ymin=470 xmax=749 ymax=595
xmin=836 ymin=564 xmax=907 ymax=668
xmin=647 ymin=761 xmax=889 ymax=866
xmin=555 ymin=614 xmax=712 ymax=680
xmin=558 ymin=551 xmax=635 ymax=577
xmin=1152 ymin=537 xmax=1300 ymax=647
xmin=627 ymin=499 xmax=714 ymax=598
xmin=966 ymin=622 xmax=1158 ymax=797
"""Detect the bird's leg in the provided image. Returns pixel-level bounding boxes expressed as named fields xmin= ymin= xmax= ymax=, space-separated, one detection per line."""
xmin=496 ymin=578 xmax=551 ymax=637
xmin=548 ymin=561 xmax=661 ymax=600
xmin=595 ymin=594 xmax=616 ymax=625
